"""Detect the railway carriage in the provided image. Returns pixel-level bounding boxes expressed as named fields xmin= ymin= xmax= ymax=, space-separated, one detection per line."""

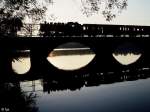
xmin=39 ymin=22 xmax=150 ymax=37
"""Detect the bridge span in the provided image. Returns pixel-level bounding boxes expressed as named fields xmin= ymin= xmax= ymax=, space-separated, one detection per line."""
xmin=0 ymin=37 xmax=150 ymax=80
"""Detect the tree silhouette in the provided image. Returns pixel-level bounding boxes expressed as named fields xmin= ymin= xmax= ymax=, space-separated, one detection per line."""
xmin=81 ymin=0 xmax=128 ymax=21
xmin=0 ymin=0 xmax=128 ymax=36
xmin=44 ymin=0 xmax=128 ymax=22
xmin=0 ymin=0 xmax=48 ymax=21
xmin=0 ymin=0 xmax=48 ymax=36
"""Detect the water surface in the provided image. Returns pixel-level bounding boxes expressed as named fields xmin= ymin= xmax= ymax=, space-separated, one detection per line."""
xmin=20 ymin=77 xmax=150 ymax=112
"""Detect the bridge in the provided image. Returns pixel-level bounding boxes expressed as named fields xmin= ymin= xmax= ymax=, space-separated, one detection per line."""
xmin=0 ymin=36 xmax=150 ymax=81
xmin=0 ymin=23 xmax=150 ymax=81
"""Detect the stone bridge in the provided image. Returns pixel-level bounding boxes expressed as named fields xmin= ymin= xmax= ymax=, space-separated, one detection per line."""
xmin=0 ymin=37 xmax=150 ymax=80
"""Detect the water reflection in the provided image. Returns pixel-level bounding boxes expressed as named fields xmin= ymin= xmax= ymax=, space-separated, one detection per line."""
xmin=2 ymin=57 xmax=150 ymax=112
xmin=113 ymin=53 xmax=142 ymax=65
xmin=17 ymin=67 xmax=150 ymax=112
xmin=12 ymin=50 xmax=31 ymax=74
xmin=47 ymin=42 xmax=96 ymax=71
xmin=0 ymin=81 xmax=38 ymax=112
xmin=113 ymin=43 xmax=142 ymax=65
xmin=47 ymin=54 xmax=95 ymax=70
xmin=19 ymin=67 xmax=150 ymax=94
xmin=36 ymin=77 xmax=150 ymax=112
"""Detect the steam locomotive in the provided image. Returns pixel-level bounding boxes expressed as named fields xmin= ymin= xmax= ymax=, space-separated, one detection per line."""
xmin=40 ymin=22 xmax=150 ymax=37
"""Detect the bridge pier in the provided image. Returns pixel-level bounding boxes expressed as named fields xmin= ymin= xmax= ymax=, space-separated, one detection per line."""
xmin=0 ymin=37 xmax=150 ymax=80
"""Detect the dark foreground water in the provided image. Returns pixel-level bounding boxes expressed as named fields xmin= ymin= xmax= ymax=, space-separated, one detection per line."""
xmin=17 ymin=73 xmax=150 ymax=112
xmin=1 ymin=67 xmax=150 ymax=112
xmin=37 ymin=80 xmax=150 ymax=112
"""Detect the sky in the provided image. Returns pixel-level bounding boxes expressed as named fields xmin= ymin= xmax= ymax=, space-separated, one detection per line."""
xmin=41 ymin=0 xmax=150 ymax=26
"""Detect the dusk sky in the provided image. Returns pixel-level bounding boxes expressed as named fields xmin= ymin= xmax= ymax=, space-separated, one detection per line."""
xmin=41 ymin=0 xmax=150 ymax=25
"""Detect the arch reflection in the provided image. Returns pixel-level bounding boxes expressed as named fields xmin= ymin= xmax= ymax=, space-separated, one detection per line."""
xmin=12 ymin=50 xmax=31 ymax=74
xmin=47 ymin=42 xmax=96 ymax=71
xmin=113 ymin=53 xmax=142 ymax=65
xmin=113 ymin=43 xmax=142 ymax=65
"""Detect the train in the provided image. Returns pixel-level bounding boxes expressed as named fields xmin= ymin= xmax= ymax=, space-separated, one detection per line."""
xmin=39 ymin=22 xmax=150 ymax=37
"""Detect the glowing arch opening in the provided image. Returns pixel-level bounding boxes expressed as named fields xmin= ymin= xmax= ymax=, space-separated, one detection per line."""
xmin=47 ymin=42 xmax=96 ymax=71
xmin=113 ymin=53 xmax=142 ymax=65
xmin=12 ymin=50 xmax=31 ymax=74
xmin=113 ymin=43 xmax=142 ymax=65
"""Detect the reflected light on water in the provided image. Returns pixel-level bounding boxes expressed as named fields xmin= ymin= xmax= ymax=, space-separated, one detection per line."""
xmin=12 ymin=57 xmax=31 ymax=74
xmin=113 ymin=53 xmax=142 ymax=65
xmin=47 ymin=42 xmax=96 ymax=71
xmin=47 ymin=54 xmax=95 ymax=70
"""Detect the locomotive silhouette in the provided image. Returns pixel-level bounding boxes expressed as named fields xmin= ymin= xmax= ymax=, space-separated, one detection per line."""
xmin=40 ymin=22 xmax=150 ymax=37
